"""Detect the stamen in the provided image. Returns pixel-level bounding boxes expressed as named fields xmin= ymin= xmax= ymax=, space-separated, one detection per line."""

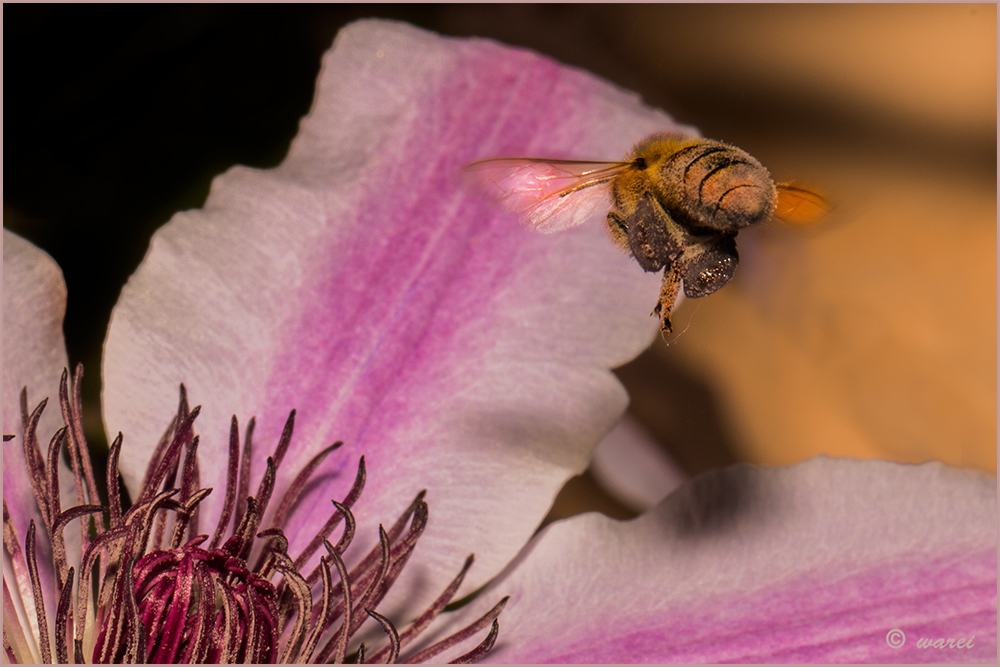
xmin=142 ymin=405 xmax=201 ymax=506
xmin=68 ymin=366 xmax=101 ymax=507
xmin=75 ymin=525 xmax=126 ymax=660
xmin=208 ymin=416 xmax=241 ymax=550
xmin=448 ymin=619 xmax=500 ymax=665
xmin=256 ymin=528 xmax=289 ymax=580
xmin=297 ymin=458 xmax=366 ymax=581
xmin=312 ymin=528 xmax=389 ymax=663
xmin=140 ymin=413 xmax=179 ymax=496
xmin=403 ymin=596 xmax=509 ymax=664
xmin=54 ymin=566 xmax=74 ymax=665
xmin=274 ymin=555 xmax=311 ymax=663
xmin=366 ymin=608 xmax=401 ymax=664
xmin=325 ymin=540 xmax=354 ymax=664
xmin=343 ymin=491 xmax=425 ymax=589
xmin=331 ymin=499 xmax=358 ymax=555
xmin=51 ymin=505 xmax=104 ymax=542
xmin=59 ymin=366 xmax=102 ymax=565
xmin=226 ymin=496 xmax=259 ymax=558
xmin=349 ymin=527 xmax=393 ymax=636
xmin=167 ymin=487 xmax=211 ymax=550
xmin=214 ymin=576 xmax=239 ymax=663
xmin=366 ymin=555 xmax=474 ymax=664
xmin=295 ymin=554 xmax=334 ymax=663
xmin=242 ymin=457 xmax=277 ymax=560
xmin=121 ymin=559 xmax=145 ymax=663
xmin=364 ymin=502 xmax=430 ymax=612
xmin=270 ymin=441 xmax=343 ymax=537
xmin=44 ymin=426 xmax=71 ymax=587
xmin=271 ymin=409 xmax=296 ymax=471
xmin=178 ymin=432 xmax=202 ymax=539
xmin=188 ymin=564 xmax=213 ymax=663
xmin=20 ymin=395 xmax=51 ymax=529
xmin=24 ymin=522 xmax=52 ymax=664
xmin=106 ymin=434 xmax=124 ymax=527
xmin=236 ymin=416 xmax=256 ymax=527
xmin=5 ymin=380 xmax=507 ymax=664
xmin=19 ymin=389 xmax=30 ymax=436
xmin=146 ymin=406 xmax=201 ymax=551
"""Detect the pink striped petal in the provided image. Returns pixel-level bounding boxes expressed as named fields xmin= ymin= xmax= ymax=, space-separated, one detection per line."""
xmin=447 ymin=457 xmax=996 ymax=663
xmin=102 ymin=19 xmax=684 ymax=615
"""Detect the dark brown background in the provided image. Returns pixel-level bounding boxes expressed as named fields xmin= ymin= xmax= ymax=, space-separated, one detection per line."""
xmin=5 ymin=5 xmax=995 ymax=519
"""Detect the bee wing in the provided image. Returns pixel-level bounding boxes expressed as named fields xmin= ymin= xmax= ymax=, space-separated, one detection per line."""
xmin=774 ymin=184 xmax=830 ymax=226
xmin=464 ymin=158 xmax=628 ymax=233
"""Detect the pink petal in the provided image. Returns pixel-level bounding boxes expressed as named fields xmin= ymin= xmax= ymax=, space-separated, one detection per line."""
xmin=591 ymin=416 xmax=687 ymax=512
xmin=2 ymin=230 xmax=71 ymax=640
xmin=102 ymin=19 xmax=685 ymax=612
xmin=448 ymin=457 xmax=996 ymax=663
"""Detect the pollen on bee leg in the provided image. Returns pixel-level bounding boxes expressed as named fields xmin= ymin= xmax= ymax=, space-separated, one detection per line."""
xmin=654 ymin=264 xmax=683 ymax=335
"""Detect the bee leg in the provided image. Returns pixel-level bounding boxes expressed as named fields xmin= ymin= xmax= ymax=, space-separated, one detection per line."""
xmin=625 ymin=194 xmax=676 ymax=272
xmin=653 ymin=262 xmax=682 ymax=335
xmin=678 ymin=235 xmax=739 ymax=298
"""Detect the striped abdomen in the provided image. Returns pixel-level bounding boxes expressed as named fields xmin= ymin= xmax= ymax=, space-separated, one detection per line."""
xmin=657 ymin=139 xmax=777 ymax=234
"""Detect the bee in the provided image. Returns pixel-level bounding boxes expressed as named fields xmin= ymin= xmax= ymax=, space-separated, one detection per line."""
xmin=466 ymin=132 xmax=827 ymax=334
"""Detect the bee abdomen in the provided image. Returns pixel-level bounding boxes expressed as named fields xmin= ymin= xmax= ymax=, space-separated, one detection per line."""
xmin=662 ymin=141 xmax=777 ymax=233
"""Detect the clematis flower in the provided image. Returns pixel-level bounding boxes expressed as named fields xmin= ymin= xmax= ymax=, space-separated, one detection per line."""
xmin=4 ymin=19 xmax=996 ymax=664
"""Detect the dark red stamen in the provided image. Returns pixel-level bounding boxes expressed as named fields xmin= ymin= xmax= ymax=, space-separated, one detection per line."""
xmin=6 ymin=375 xmax=506 ymax=663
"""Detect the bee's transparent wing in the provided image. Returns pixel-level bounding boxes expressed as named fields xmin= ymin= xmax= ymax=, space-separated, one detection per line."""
xmin=464 ymin=158 xmax=628 ymax=233
xmin=774 ymin=183 xmax=830 ymax=226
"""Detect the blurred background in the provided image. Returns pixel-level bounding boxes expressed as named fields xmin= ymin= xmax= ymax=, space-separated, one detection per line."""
xmin=4 ymin=5 xmax=996 ymax=520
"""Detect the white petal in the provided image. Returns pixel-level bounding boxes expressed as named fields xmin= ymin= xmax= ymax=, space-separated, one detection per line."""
xmin=590 ymin=415 xmax=686 ymax=512
xmin=439 ymin=457 xmax=996 ymax=662
xmin=2 ymin=230 xmax=68 ymax=439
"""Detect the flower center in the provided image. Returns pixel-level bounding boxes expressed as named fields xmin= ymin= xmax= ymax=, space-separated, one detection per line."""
xmin=96 ymin=540 xmax=279 ymax=663
xmin=3 ymin=366 xmax=505 ymax=664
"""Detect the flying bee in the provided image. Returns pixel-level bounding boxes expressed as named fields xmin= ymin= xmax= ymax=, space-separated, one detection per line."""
xmin=466 ymin=132 xmax=828 ymax=334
